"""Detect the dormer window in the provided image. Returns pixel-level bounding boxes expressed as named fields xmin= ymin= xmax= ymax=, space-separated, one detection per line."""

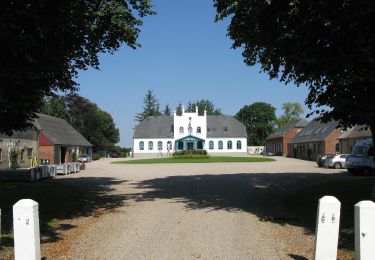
xmin=197 ymin=127 xmax=201 ymax=134
xmin=179 ymin=127 xmax=184 ymax=134
xmin=223 ymin=127 xmax=228 ymax=131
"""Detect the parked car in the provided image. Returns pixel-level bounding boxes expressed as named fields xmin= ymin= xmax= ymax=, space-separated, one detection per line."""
xmin=261 ymin=150 xmax=274 ymax=156
xmin=324 ymin=154 xmax=350 ymax=169
xmin=316 ymin=154 xmax=336 ymax=167
xmin=346 ymin=139 xmax=375 ymax=175
xmin=78 ymin=154 xmax=91 ymax=163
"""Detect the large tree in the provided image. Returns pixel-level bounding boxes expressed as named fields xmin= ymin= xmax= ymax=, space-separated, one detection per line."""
xmin=0 ymin=0 xmax=153 ymax=134
xmin=215 ymin=0 xmax=375 ymax=139
xmin=135 ymin=90 xmax=161 ymax=121
xmin=186 ymin=99 xmax=222 ymax=115
xmin=277 ymin=102 xmax=304 ymax=127
xmin=235 ymin=102 xmax=276 ymax=146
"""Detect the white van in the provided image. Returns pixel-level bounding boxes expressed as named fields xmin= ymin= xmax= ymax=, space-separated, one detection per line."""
xmin=346 ymin=139 xmax=375 ymax=175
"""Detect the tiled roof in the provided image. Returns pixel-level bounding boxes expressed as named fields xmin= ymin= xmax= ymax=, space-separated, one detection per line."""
xmin=339 ymin=125 xmax=372 ymax=140
xmin=207 ymin=115 xmax=247 ymax=138
xmin=288 ymin=119 xmax=339 ymax=144
xmin=266 ymin=119 xmax=309 ymax=140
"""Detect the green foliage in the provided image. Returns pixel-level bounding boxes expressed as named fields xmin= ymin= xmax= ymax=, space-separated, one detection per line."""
xmin=235 ymin=102 xmax=276 ymax=146
xmin=176 ymin=102 xmax=183 ymax=116
xmin=0 ymin=0 xmax=154 ymax=134
xmin=91 ymin=153 xmax=102 ymax=161
xmin=71 ymin=151 xmax=77 ymax=162
xmin=9 ymin=148 xmax=19 ymax=169
xmin=163 ymin=104 xmax=171 ymax=116
xmin=186 ymin=99 xmax=222 ymax=115
xmin=42 ymin=93 xmax=120 ymax=152
xmin=215 ymin=0 xmax=375 ymax=140
xmin=173 ymin=150 xmax=208 ymax=156
xmin=135 ymin=90 xmax=162 ymax=121
xmin=277 ymin=102 xmax=304 ymax=127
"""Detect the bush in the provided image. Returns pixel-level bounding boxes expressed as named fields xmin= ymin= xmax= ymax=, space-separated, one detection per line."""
xmin=92 ymin=153 xmax=102 ymax=161
xmin=173 ymin=150 xmax=208 ymax=156
xmin=9 ymin=148 xmax=19 ymax=169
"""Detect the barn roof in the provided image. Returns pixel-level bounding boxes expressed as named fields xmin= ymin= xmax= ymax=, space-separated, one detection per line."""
xmin=266 ymin=119 xmax=309 ymax=140
xmin=288 ymin=119 xmax=339 ymax=144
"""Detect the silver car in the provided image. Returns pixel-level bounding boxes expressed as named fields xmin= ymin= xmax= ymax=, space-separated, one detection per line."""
xmin=324 ymin=154 xmax=350 ymax=169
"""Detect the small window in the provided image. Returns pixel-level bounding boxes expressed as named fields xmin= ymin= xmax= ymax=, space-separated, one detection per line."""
xmin=237 ymin=140 xmax=242 ymax=150
xmin=197 ymin=141 xmax=203 ymax=150
xmin=178 ymin=141 xmax=183 ymax=150
xmin=148 ymin=141 xmax=154 ymax=150
xmin=335 ymin=143 xmax=340 ymax=153
xmin=223 ymin=127 xmax=228 ymax=131
xmin=179 ymin=127 xmax=184 ymax=134
xmin=0 ymin=148 xmax=2 ymax=161
xmin=227 ymin=141 xmax=232 ymax=150
xmin=139 ymin=141 xmax=144 ymax=150
xmin=167 ymin=141 xmax=172 ymax=151
xmin=207 ymin=128 xmax=211 ymax=132
xmin=27 ymin=148 xmax=33 ymax=157
xmin=218 ymin=141 xmax=223 ymax=150
xmin=157 ymin=141 xmax=163 ymax=151
xmin=20 ymin=149 xmax=25 ymax=161
xmin=209 ymin=141 xmax=214 ymax=150
xmin=197 ymin=127 xmax=201 ymax=134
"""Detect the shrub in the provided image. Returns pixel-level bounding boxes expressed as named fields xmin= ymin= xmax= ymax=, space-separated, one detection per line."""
xmin=9 ymin=148 xmax=19 ymax=169
xmin=92 ymin=153 xmax=101 ymax=161
xmin=173 ymin=150 xmax=208 ymax=156
xmin=71 ymin=151 xmax=77 ymax=162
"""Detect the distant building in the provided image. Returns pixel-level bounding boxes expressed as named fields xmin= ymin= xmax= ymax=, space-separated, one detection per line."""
xmin=288 ymin=120 xmax=340 ymax=160
xmin=37 ymin=114 xmax=92 ymax=164
xmin=265 ymin=119 xmax=309 ymax=156
xmin=339 ymin=125 xmax=372 ymax=154
xmin=133 ymin=106 xmax=247 ymax=155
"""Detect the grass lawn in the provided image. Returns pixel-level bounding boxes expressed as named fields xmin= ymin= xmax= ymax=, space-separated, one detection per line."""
xmin=113 ymin=156 xmax=275 ymax=164
xmin=285 ymin=177 xmax=375 ymax=258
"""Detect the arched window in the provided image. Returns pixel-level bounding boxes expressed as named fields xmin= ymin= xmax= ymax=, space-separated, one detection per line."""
xmin=179 ymin=127 xmax=184 ymax=134
xmin=148 ymin=141 xmax=154 ymax=150
xmin=157 ymin=141 xmax=163 ymax=151
xmin=197 ymin=141 xmax=203 ymax=150
xmin=237 ymin=140 xmax=242 ymax=150
xmin=209 ymin=141 xmax=214 ymax=150
xmin=167 ymin=141 xmax=172 ymax=151
xmin=227 ymin=141 xmax=232 ymax=150
xmin=139 ymin=141 xmax=144 ymax=151
xmin=218 ymin=141 xmax=223 ymax=150
xmin=178 ymin=141 xmax=184 ymax=150
xmin=20 ymin=149 xmax=25 ymax=161
xmin=197 ymin=127 xmax=201 ymax=134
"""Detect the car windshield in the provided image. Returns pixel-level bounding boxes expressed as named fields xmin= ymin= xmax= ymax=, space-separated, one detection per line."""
xmin=351 ymin=146 xmax=367 ymax=157
xmin=80 ymin=154 xmax=89 ymax=158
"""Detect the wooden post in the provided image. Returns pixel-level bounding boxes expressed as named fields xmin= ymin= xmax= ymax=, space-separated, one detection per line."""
xmin=355 ymin=200 xmax=375 ymax=260
xmin=13 ymin=199 xmax=41 ymax=260
xmin=314 ymin=196 xmax=341 ymax=260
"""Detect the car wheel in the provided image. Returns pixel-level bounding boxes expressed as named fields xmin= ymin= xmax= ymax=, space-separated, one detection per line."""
xmin=333 ymin=162 xmax=341 ymax=169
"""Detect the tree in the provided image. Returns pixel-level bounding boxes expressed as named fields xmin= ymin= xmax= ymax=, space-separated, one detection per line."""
xmin=41 ymin=96 xmax=69 ymax=122
xmin=0 ymin=0 xmax=154 ymax=134
xmin=215 ymin=0 xmax=375 ymax=140
xmin=163 ymin=104 xmax=171 ymax=116
xmin=277 ymin=102 xmax=304 ymax=127
xmin=186 ymin=99 xmax=222 ymax=115
xmin=235 ymin=102 xmax=276 ymax=146
xmin=135 ymin=90 xmax=162 ymax=121
xmin=176 ymin=102 xmax=183 ymax=116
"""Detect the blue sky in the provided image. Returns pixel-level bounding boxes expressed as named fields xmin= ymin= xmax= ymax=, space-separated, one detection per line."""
xmin=77 ymin=0 xmax=310 ymax=147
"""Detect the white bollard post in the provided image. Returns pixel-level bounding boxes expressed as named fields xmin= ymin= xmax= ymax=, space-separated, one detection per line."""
xmin=355 ymin=200 xmax=375 ymax=260
xmin=13 ymin=199 xmax=41 ymax=260
xmin=314 ymin=196 xmax=341 ymax=260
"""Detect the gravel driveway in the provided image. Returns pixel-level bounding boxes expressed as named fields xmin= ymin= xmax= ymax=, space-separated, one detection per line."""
xmin=57 ymin=156 xmax=349 ymax=259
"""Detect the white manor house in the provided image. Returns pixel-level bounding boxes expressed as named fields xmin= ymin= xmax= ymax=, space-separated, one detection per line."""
xmin=133 ymin=106 xmax=247 ymax=155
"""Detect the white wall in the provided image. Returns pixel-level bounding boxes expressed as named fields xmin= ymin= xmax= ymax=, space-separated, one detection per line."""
xmin=205 ymin=138 xmax=247 ymax=153
xmin=174 ymin=107 xmax=207 ymax=140
xmin=133 ymin=138 xmax=174 ymax=154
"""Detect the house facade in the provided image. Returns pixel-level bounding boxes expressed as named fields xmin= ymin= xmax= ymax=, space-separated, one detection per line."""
xmin=265 ymin=119 xmax=308 ymax=156
xmin=288 ymin=120 xmax=340 ymax=160
xmin=339 ymin=125 xmax=372 ymax=154
xmin=0 ymin=129 xmax=40 ymax=169
xmin=37 ymin=114 xmax=92 ymax=164
xmin=133 ymin=107 xmax=247 ymax=155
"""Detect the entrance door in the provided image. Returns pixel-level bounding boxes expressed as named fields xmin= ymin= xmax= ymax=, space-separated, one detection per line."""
xmin=61 ymin=147 xmax=67 ymax=163
xmin=187 ymin=142 xmax=194 ymax=150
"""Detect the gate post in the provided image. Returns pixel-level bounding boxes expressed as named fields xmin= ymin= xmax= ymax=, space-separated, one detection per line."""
xmin=355 ymin=200 xmax=375 ymax=260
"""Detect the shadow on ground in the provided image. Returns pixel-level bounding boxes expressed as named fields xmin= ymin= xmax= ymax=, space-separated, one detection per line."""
xmin=133 ymin=171 xmax=375 ymax=253
xmin=0 ymin=177 xmax=132 ymax=250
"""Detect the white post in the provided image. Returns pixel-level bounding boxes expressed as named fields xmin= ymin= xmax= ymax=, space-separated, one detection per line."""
xmin=314 ymin=196 xmax=341 ymax=260
xmin=13 ymin=199 xmax=41 ymax=260
xmin=355 ymin=200 xmax=375 ymax=260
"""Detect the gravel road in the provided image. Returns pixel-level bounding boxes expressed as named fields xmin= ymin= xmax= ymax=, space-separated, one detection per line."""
xmin=58 ymin=156 xmax=349 ymax=259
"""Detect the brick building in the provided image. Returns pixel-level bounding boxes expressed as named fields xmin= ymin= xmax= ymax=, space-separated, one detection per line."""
xmin=288 ymin=120 xmax=340 ymax=160
xmin=265 ymin=119 xmax=308 ymax=156
xmin=339 ymin=125 xmax=372 ymax=154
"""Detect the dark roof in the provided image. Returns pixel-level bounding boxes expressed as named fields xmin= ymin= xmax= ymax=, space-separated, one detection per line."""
xmin=289 ymin=119 xmax=339 ymax=144
xmin=0 ymin=129 xmax=39 ymax=141
xmin=339 ymin=125 xmax=372 ymax=140
xmin=207 ymin=115 xmax=247 ymax=138
xmin=134 ymin=116 xmax=174 ymax=138
xmin=133 ymin=115 xmax=247 ymax=139
xmin=266 ymin=119 xmax=309 ymax=140
xmin=36 ymin=114 xmax=92 ymax=146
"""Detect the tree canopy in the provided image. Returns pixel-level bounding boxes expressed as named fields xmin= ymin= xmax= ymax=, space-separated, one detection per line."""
xmin=163 ymin=104 xmax=171 ymax=116
xmin=0 ymin=0 xmax=153 ymax=134
xmin=186 ymin=99 xmax=222 ymax=115
xmin=235 ymin=102 xmax=276 ymax=146
xmin=215 ymin=0 xmax=375 ymax=139
xmin=42 ymin=94 xmax=120 ymax=152
xmin=277 ymin=102 xmax=304 ymax=127
xmin=135 ymin=90 xmax=162 ymax=121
